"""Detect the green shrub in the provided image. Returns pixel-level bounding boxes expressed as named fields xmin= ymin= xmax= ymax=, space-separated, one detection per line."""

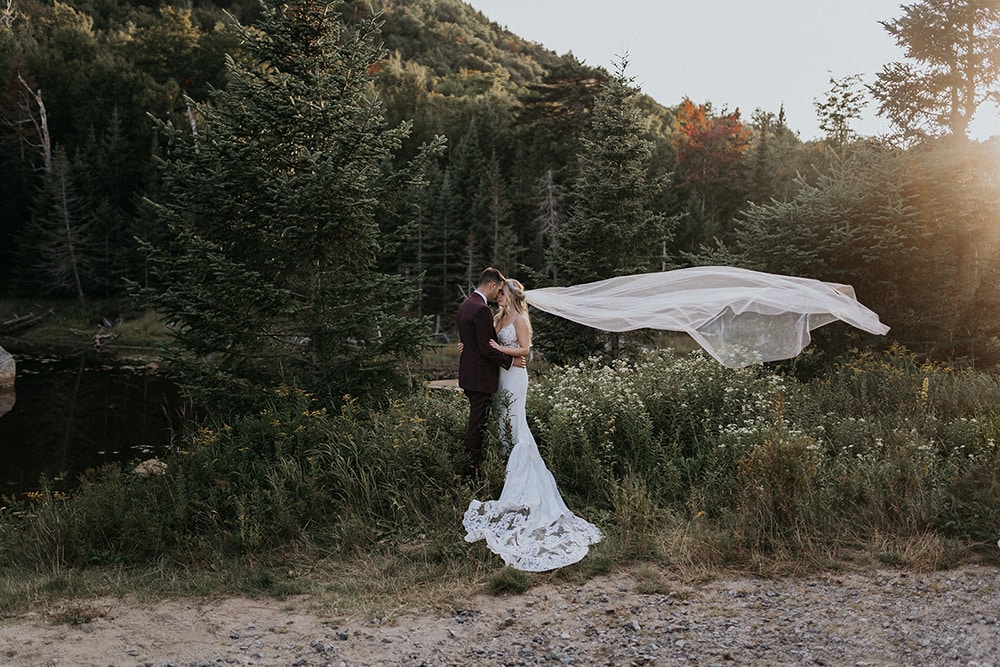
xmin=171 ymin=385 xmax=472 ymax=553
xmin=935 ymin=454 xmax=1000 ymax=542
xmin=0 ymin=384 xmax=474 ymax=569
xmin=0 ymin=467 xmax=177 ymax=570
xmin=734 ymin=427 xmax=820 ymax=548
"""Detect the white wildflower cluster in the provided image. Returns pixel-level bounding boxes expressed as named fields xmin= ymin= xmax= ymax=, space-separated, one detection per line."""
xmin=941 ymin=417 xmax=994 ymax=461
xmin=527 ymin=358 xmax=658 ymax=482
xmin=916 ymin=430 xmax=935 ymax=455
xmin=826 ymin=416 xmax=873 ymax=458
xmin=825 ymin=421 xmax=943 ymax=469
xmin=823 ymin=414 xmax=996 ymax=468
xmin=533 ymin=357 xmax=648 ymax=436
xmin=533 ymin=350 xmax=796 ymax=463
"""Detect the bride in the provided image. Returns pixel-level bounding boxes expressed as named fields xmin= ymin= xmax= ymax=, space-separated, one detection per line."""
xmin=462 ymin=278 xmax=602 ymax=572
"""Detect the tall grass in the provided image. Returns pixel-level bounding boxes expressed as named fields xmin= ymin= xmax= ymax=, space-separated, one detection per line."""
xmin=2 ymin=345 xmax=999 ymax=608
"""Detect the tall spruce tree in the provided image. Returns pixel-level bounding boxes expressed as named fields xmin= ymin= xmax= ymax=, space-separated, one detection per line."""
xmin=745 ymin=107 xmax=804 ymax=206
xmin=871 ymin=0 xmax=1000 ymax=141
xmin=18 ymin=146 xmax=92 ymax=305
xmin=72 ymin=110 xmax=139 ymax=296
xmin=532 ymin=169 xmax=565 ymax=279
xmin=543 ymin=58 xmax=671 ymax=360
xmin=551 ymin=59 xmax=669 ymax=283
xmin=443 ymin=105 xmax=512 ymax=269
xmin=138 ymin=0 xmax=443 ymax=410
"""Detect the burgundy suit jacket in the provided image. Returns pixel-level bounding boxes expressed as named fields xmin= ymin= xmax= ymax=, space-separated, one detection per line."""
xmin=457 ymin=292 xmax=513 ymax=393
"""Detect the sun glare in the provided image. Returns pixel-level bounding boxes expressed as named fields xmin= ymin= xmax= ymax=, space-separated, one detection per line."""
xmin=971 ymin=101 xmax=1000 ymax=141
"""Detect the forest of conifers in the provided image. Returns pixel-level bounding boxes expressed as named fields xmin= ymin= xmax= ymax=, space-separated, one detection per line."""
xmin=2 ymin=0 xmax=1000 ymax=394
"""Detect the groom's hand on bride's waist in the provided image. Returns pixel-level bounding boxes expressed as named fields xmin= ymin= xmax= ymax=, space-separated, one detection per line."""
xmin=513 ymin=356 xmax=527 ymax=369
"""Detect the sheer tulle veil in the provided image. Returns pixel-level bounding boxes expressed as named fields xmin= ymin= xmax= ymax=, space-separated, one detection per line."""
xmin=524 ymin=266 xmax=889 ymax=366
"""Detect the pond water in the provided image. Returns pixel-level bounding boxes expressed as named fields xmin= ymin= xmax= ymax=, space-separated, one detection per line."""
xmin=0 ymin=348 xmax=185 ymax=497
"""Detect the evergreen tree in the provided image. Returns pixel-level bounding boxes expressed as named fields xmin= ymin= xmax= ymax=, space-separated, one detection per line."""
xmin=419 ymin=165 xmax=465 ymax=317
xmin=814 ymin=73 xmax=869 ymax=149
xmin=18 ymin=146 xmax=92 ymax=305
xmin=443 ymin=104 xmax=510 ymax=264
xmin=482 ymin=152 xmax=520 ymax=271
xmin=514 ymin=57 xmax=603 ymax=187
xmin=870 ymin=0 xmax=1000 ymax=141
xmin=72 ymin=109 xmax=141 ymax=295
xmin=552 ymin=58 xmax=669 ymax=284
xmin=695 ymin=139 xmax=1000 ymax=363
xmin=138 ymin=0 xmax=443 ymax=411
xmin=543 ymin=57 xmax=671 ymax=360
xmin=745 ymin=106 xmax=804 ymax=205
xmin=532 ymin=168 xmax=565 ymax=279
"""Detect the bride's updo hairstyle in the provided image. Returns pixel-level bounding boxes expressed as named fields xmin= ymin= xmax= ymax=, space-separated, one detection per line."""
xmin=496 ymin=278 xmax=532 ymax=336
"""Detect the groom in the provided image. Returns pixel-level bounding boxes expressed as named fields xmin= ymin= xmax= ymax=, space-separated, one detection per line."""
xmin=457 ymin=267 xmax=524 ymax=474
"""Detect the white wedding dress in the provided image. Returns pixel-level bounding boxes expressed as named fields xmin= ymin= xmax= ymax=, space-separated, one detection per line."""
xmin=463 ymin=322 xmax=602 ymax=572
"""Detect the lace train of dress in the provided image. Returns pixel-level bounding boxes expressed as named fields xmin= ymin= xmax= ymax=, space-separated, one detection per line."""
xmin=463 ymin=323 xmax=602 ymax=572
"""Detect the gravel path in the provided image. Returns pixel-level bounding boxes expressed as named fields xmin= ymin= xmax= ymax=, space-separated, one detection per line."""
xmin=2 ymin=565 xmax=998 ymax=666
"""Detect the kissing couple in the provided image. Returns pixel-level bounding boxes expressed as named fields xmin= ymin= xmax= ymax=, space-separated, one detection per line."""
xmin=457 ymin=267 xmax=602 ymax=572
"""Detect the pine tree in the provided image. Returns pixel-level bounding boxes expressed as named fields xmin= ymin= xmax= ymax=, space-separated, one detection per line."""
xmin=482 ymin=151 xmax=519 ymax=270
xmin=72 ymin=109 xmax=140 ymax=295
xmin=442 ymin=105 xmax=512 ymax=267
xmin=18 ymin=146 xmax=92 ymax=305
xmin=745 ymin=107 xmax=804 ymax=206
xmin=532 ymin=169 xmax=564 ymax=279
xmin=138 ymin=0 xmax=443 ymax=410
xmin=871 ymin=0 xmax=1000 ymax=141
xmin=552 ymin=58 xmax=669 ymax=284
xmin=814 ymin=73 xmax=869 ymax=149
xmin=543 ymin=57 xmax=671 ymax=360
xmin=418 ymin=164 xmax=465 ymax=317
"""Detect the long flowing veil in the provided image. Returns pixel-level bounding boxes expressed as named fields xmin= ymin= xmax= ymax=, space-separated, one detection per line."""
xmin=525 ymin=266 xmax=889 ymax=367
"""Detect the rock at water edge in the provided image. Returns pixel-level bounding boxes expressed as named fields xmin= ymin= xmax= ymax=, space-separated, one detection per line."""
xmin=0 ymin=346 xmax=14 ymax=389
xmin=0 ymin=388 xmax=13 ymax=418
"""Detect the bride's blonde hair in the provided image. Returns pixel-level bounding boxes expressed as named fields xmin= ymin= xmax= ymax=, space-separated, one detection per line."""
xmin=495 ymin=278 xmax=532 ymax=336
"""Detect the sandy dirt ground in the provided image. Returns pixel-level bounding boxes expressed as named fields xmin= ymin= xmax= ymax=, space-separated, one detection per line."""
xmin=2 ymin=565 xmax=999 ymax=666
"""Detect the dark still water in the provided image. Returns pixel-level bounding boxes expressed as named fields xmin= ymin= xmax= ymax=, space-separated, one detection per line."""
xmin=0 ymin=349 xmax=185 ymax=496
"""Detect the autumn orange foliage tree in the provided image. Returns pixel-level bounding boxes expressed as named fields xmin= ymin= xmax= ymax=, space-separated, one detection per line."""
xmin=671 ymin=98 xmax=751 ymax=242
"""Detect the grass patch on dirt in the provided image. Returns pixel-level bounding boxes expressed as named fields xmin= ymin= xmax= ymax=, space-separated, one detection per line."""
xmin=1 ymin=298 xmax=171 ymax=350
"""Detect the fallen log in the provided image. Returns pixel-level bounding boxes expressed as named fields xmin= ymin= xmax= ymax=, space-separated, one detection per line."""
xmin=0 ymin=312 xmax=45 ymax=334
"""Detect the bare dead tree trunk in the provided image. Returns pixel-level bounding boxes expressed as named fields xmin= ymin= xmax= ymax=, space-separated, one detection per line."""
xmin=16 ymin=74 xmax=51 ymax=172
xmin=186 ymin=98 xmax=199 ymax=144
xmin=54 ymin=159 xmax=87 ymax=307
xmin=463 ymin=232 xmax=476 ymax=297
xmin=534 ymin=169 xmax=563 ymax=280
xmin=0 ymin=0 xmax=18 ymax=28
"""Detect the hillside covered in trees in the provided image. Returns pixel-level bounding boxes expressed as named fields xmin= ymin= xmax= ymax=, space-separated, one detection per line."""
xmin=3 ymin=0 xmax=1000 ymax=385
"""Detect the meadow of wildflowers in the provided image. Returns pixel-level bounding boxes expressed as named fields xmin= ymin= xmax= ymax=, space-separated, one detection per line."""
xmin=1 ymin=346 xmax=998 ymax=579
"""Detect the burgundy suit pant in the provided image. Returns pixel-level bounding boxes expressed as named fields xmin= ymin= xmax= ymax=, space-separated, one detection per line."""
xmin=464 ymin=389 xmax=492 ymax=471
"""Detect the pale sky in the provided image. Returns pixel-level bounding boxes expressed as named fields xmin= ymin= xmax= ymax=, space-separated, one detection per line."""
xmin=465 ymin=0 xmax=1000 ymax=141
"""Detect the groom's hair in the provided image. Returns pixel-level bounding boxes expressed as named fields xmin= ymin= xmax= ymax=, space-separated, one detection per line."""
xmin=478 ymin=267 xmax=505 ymax=287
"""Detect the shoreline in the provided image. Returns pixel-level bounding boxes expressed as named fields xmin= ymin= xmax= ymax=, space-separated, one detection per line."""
xmin=2 ymin=564 xmax=998 ymax=666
